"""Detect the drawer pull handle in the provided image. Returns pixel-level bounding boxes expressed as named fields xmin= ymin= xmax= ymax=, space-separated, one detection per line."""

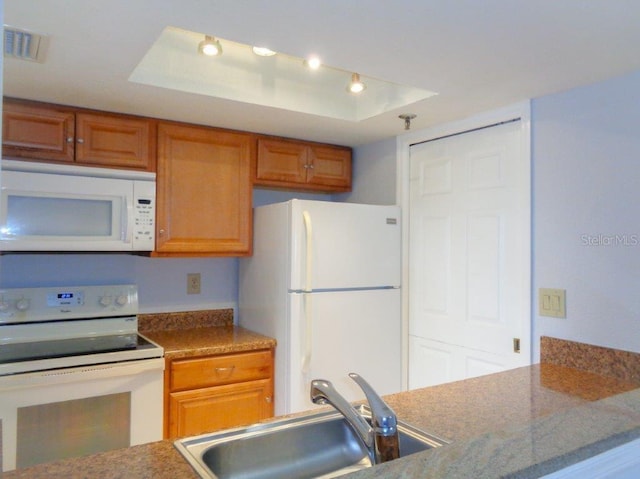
xmin=214 ymin=366 xmax=235 ymax=377
xmin=265 ymin=396 xmax=272 ymax=403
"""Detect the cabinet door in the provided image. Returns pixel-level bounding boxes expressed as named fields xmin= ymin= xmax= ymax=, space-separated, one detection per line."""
xmin=156 ymin=123 xmax=253 ymax=255
xmin=255 ymin=138 xmax=308 ymax=184
xmin=168 ymin=379 xmax=274 ymax=438
xmin=307 ymin=145 xmax=352 ymax=191
xmin=75 ymin=113 xmax=155 ymax=171
xmin=255 ymin=138 xmax=352 ymax=192
xmin=2 ymin=100 xmax=75 ymax=162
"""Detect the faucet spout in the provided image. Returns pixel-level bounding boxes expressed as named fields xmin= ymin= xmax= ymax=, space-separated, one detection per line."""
xmin=349 ymin=373 xmax=400 ymax=463
xmin=310 ymin=379 xmax=374 ymax=456
xmin=310 ymin=374 xmax=400 ymax=465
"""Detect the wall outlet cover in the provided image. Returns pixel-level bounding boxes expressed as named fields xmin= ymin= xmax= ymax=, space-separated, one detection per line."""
xmin=187 ymin=273 xmax=201 ymax=295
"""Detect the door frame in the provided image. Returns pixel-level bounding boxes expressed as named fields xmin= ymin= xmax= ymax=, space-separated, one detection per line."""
xmin=396 ymin=101 xmax=532 ymax=390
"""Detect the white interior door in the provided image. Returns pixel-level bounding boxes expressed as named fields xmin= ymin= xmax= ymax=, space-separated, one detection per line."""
xmin=408 ymin=119 xmax=530 ymax=389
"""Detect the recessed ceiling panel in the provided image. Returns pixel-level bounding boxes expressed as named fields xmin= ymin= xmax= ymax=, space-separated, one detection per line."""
xmin=129 ymin=27 xmax=437 ymax=122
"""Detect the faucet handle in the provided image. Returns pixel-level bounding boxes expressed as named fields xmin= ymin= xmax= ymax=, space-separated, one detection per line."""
xmin=349 ymin=373 xmax=398 ymax=434
xmin=350 ymin=373 xmax=401 ymax=463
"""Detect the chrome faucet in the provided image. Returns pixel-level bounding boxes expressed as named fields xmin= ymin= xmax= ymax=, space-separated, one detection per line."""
xmin=310 ymin=373 xmax=400 ymax=464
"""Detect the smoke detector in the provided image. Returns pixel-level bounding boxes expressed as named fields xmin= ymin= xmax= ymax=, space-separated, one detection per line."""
xmin=4 ymin=26 xmax=48 ymax=62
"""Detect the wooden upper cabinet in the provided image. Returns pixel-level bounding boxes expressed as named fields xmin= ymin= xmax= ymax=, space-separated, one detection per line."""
xmin=2 ymin=100 xmax=75 ymax=162
xmin=307 ymin=144 xmax=353 ymax=190
xmin=75 ymin=113 xmax=155 ymax=170
xmin=155 ymin=122 xmax=253 ymax=256
xmin=2 ymin=98 xmax=156 ymax=171
xmin=255 ymin=138 xmax=352 ymax=192
xmin=256 ymin=139 xmax=307 ymax=185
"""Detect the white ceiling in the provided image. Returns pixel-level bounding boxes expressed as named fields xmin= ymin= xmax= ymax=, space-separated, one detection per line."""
xmin=4 ymin=0 xmax=640 ymax=147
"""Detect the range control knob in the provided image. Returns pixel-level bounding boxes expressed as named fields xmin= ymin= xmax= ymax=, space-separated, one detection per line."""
xmin=0 ymin=299 xmax=9 ymax=312
xmin=116 ymin=294 xmax=128 ymax=306
xmin=99 ymin=295 xmax=113 ymax=307
xmin=15 ymin=298 xmax=30 ymax=311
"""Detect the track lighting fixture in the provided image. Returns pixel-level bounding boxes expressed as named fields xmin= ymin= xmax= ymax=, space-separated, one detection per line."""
xmin=348 ymin=73 xmax=366 ymax=94
xmin=198 ymin=35 xmax=222 ymax=56
xmin=252 ymin=46 xmax=276 ymax=57
xmin=399 ymin=113 xmax=417 ymax=130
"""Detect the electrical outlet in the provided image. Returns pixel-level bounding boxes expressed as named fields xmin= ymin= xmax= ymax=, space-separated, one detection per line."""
xmin=187 ymin=273 xmax=201 ymax=295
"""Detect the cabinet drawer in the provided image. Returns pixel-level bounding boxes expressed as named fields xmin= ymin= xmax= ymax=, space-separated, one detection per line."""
xmin=170 ymin=350 xmax=272 ymax=391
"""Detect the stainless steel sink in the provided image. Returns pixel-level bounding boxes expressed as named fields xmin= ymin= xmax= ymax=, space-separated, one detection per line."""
xmin=174 ymin=404 xmax=448 ymax=479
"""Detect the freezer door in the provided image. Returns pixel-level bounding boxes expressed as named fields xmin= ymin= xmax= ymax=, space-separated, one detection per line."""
xmin=287 ymin=288 xmax=402 ymax=414
xmin=289 ymin=200 xmax=401 ymax=291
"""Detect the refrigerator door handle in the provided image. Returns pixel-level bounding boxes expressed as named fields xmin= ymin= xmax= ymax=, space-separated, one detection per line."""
xmin=302 ymin=211 xmax=313 ymax=293
xmin=301 ymin=210 xmax=313 ymax=374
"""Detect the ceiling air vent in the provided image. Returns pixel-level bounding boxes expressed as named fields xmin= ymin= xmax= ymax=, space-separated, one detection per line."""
xmin=4 ymin=26 xmax=48 ymax=62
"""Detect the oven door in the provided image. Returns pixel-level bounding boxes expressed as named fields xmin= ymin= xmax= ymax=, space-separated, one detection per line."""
xmin=0 ymin=357 xmax=164 ymax=472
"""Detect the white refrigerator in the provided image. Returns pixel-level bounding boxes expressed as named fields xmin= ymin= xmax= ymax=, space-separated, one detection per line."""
xmin=239 ymin=199 xmax=402 ymax=415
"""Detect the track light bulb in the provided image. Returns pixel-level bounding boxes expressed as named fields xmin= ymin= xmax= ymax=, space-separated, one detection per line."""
xmin=198 ymin=35 xmax=222 ymax=56
xmin=348 ymin=73 xmax=365 ymax=94
xmin=305 ymin=56 xmax=322 ymax=70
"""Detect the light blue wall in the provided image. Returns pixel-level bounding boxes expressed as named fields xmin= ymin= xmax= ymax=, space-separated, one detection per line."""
xmin=532 ymin=69 xmax=640 ymax=356
xmin=0 ymin=253 xmax=239 ymax=314
xmin=336 ymin=138 xmax=397 ymax=205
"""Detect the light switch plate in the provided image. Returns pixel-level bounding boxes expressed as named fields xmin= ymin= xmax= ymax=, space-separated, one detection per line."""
xmin=539 ymin=288 xmax=566 ymax=318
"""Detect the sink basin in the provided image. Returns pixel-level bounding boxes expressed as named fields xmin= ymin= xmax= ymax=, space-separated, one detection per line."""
xmin=174 ymin=404 xmax=448 ymax=479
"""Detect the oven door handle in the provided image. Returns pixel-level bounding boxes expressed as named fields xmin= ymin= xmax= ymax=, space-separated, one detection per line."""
xmin=0 ymin=358 xmax=165 ymax=391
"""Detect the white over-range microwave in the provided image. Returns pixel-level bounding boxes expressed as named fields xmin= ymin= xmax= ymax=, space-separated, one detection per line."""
xmin=0 ymin=159 xmax=155 ymax=251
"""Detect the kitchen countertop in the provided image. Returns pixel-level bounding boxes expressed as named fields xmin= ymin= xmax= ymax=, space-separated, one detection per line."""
xmin=5 ymin=361 xmax=640 ymax=479
xmin=142 ymin=325 xmax=277 ymax=359
xmin=138 ymin=308 xmax=277 ymax=359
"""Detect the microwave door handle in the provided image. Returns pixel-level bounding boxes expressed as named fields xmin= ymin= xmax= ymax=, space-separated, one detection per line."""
xmin=122 ymin=196 xmax=132 ymax=243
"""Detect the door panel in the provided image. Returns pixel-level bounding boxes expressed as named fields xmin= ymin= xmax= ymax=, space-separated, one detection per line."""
xmin=409 ymin=335 xmax=508 ymax=390
xmin=409 ymin=120 xmax=530 ymax=388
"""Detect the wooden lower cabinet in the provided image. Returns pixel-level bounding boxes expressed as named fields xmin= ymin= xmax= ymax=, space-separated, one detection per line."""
xmin=165 ymin=349 xmax=274 ymax=439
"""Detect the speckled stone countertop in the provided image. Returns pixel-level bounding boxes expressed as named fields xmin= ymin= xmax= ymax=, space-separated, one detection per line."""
xmin=354 ymin=364 xmax=640 ymax=478
xmin=138 ymin=308 xmax=277 ymax=359
xmin=5 ymin=360 xmax=640 ymax=479
xmin=142 ymin=325 xmax=276 ymax=359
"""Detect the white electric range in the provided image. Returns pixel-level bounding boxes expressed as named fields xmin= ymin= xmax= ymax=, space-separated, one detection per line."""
xmin=0 ymin=284 xmax=164 ymax=471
